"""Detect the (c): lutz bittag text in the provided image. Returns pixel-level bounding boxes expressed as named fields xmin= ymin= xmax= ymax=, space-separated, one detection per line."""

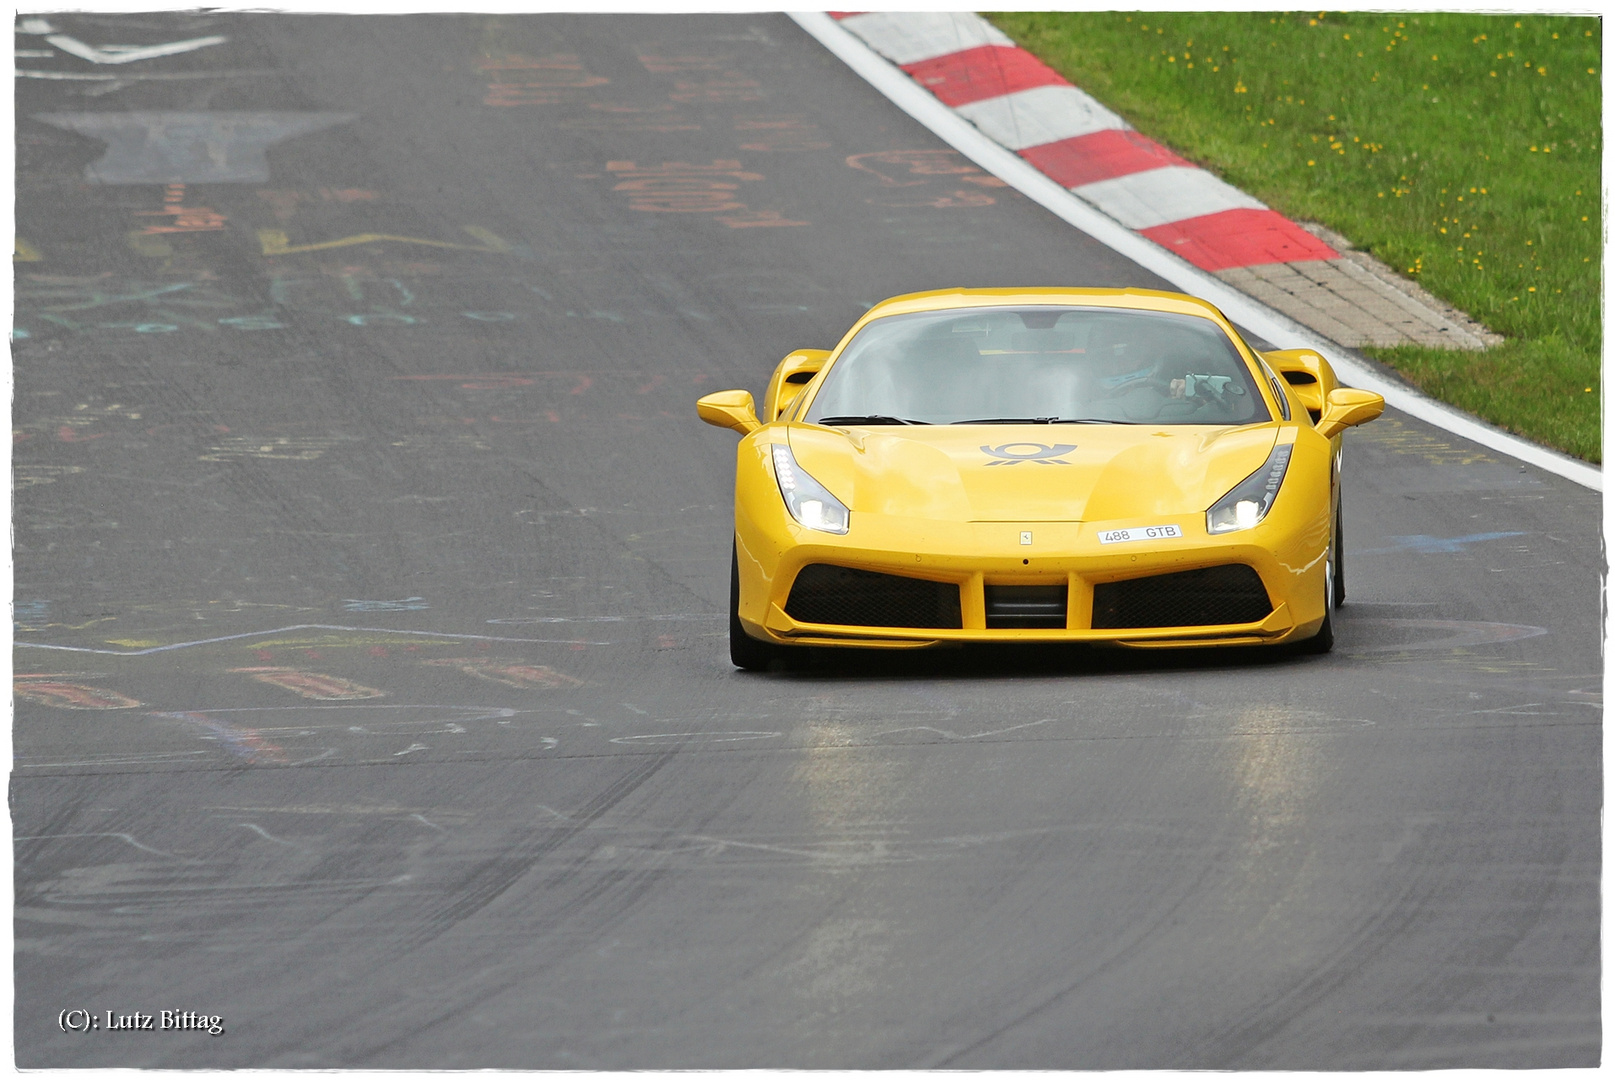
xmin=59 ymin=1009 xmax=225 ymax=1035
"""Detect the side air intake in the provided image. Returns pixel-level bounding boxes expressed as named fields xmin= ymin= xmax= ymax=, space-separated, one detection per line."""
xmin=1091 ymin=565 xmax=1272 ymax=629
xmin=786 ymin=565 xmax=963 ymax=629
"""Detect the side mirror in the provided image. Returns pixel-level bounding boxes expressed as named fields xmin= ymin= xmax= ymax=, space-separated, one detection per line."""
xmin=763 ymin=349 xmax=830 ymax=422
xmin=1262 ymin=348 xmax=1337 ymax=423
xmin=1314 ymin=387 xmax=1384 ymax=439
xmin=697 ymin=389 xmax=761 ymax=434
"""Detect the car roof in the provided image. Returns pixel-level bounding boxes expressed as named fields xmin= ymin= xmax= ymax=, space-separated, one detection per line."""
xmin=856 ymin=287 xmax=1230 ymax=325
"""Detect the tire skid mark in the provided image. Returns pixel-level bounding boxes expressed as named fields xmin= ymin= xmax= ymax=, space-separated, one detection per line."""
xmin=397 ymin=748 xmax=683 ymax=951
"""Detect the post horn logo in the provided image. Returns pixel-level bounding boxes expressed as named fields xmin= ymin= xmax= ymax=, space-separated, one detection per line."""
xmin=981 ymin=442 xmax=1076 ymax=466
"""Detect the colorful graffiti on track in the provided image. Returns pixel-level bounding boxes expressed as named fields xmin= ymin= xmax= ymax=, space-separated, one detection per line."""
xmin=421 ymin=658 xmax=583 ymax=689
xmin=14 ymin=675 xmax=142 ymax=709
xmin=230 ymin=667 xmax=387 ymax=700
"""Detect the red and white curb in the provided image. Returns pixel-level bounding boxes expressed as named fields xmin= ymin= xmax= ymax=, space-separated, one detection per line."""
xmin=792 ymin=12 xmax=1599 ymax=492
xmin=831 ymin=11 xmax=1337 ymax=274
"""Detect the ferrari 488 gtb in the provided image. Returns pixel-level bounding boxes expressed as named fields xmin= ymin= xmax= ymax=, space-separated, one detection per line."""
xmin=699 ymin=288 xmax=1384 ymax=668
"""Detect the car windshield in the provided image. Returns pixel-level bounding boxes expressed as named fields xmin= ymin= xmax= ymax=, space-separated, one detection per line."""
xmin=803 ymin=306 xmax=1271 ymax=427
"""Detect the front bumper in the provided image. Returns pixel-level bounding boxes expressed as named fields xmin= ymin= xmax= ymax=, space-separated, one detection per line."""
xmin=735 ymin=510 xmax=1328 ymax=650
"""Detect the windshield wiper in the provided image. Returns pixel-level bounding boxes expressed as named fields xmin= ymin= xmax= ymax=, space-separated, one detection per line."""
xmin=816 ymin=414 xmax=929 ymax=426
xmin=952 ymin=417 xmax=1140 ymax=425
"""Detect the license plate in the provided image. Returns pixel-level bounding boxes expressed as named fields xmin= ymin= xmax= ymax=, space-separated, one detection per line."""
xmin=1097 ymin=524 xmax=1183 ymax=544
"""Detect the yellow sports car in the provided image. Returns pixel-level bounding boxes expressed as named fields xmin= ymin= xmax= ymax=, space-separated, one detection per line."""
xmin=698 ymin=288 xmax=1384 ymax=668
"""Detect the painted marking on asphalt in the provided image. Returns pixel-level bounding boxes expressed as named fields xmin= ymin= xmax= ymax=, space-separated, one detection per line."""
xmin=135 ymin=182 xmax=227 ymax=236
xmin=238 ymin=822 xmax=305 ymax=847
xmin=31 ymin=111 xmax=357 ymax=184
xmin=198 ymin=434 xmax=355 ymax=462
xmin=231 ymin=668 xmax=387 ymax=700
xmin=16 ymin=69 xmax=271 ymax=84
xmin=846 ymin=148 xmax=1004 ymax=208
xmin=610 ymin=731 xmax=782 ymax=744
xmin=342 ymin=598 xmax=429 ymax=611
xmin=601 ymin=160 xmax=807 ymax=225
xmin=872 ymin=717 xmax=1067 ymax=741
xmin=13 ymin=832 xmax=179 ymax=858
xmin=734 ymin=114 xmax=830 ymax=152
xmin=420 ymin=658 xmax=582 ymax=689
xmin=16 ymin=625 xmax=610 ymax=656
xmin=154 ymin=710 xmax=288 ymax=763
xmin=44 ymin=33 xmax=227 ymax=65
xmin=480 ymin=52 xmax=609 ymax=106
xmin=14 ymin=676 xmax=141 ymax=709
xmin=258 ymin=225 xmax=512 ymax=256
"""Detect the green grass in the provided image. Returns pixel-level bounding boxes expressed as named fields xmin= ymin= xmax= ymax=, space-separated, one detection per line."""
xmin=987 ymin=11 xmax=1602 ymax=462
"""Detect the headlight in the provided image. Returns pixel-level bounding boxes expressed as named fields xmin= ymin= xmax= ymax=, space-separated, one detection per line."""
xmin=772 ymin=444 xmax=850 ymax=534
xmin=1206 ymin=442 xmax=1292 ymax=534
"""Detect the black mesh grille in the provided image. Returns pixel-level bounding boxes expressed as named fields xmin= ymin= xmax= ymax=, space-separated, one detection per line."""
xmin=985 ymin=584 xmax=1068 ymax=629
xmin=786 ymin=565 xmax=962 ymax=629
xmin=1091 ymin=565 xmax=1272 ymax=630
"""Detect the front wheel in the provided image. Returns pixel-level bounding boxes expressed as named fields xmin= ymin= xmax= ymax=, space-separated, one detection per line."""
xmin=1296 ymin=513 xmax=1337 ymax=654
xmin=730 ymin=543 xmax=784 ymax=671
xmin=1332 ymin=497 xmax=1346 ymax=608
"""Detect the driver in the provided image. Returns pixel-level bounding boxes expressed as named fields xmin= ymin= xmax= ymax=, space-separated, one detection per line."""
xmin=1085 ymin=318 xmax=1176 ymax=396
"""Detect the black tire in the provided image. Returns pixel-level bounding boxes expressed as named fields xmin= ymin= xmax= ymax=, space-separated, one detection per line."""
xmin=730 ymin=543 xmax=784 ymax=671
xmin=1297 ymin=511 xmax=1337 ymax=654
xmin=1332 ymin=497 xmax=1346 ymax=608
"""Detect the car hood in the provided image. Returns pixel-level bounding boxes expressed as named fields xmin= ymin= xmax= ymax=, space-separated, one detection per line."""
xmin=786 ymin=423 xmax=1280 ymax=522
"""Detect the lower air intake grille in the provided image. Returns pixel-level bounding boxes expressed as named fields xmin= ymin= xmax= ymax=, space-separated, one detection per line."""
xmin=1091 ymin=565 xmax=1272 ymax=630
xmin=786 ymin=565 xmax=962 ymax=629
xmin=985 ymin=584 xmax=1068 ymax=629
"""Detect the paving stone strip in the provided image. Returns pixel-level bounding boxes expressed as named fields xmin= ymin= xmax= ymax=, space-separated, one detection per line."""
xmin=833 ymin=11 xmax=1500 ymax=353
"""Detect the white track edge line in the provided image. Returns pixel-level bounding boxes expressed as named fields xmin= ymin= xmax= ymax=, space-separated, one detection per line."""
xmin=791 ymin=11 xmax=1601 ymax=492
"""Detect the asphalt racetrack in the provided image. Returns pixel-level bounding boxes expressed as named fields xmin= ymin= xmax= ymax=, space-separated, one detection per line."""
xmin=12 ymin=12 xmax=1601 ymax=1068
